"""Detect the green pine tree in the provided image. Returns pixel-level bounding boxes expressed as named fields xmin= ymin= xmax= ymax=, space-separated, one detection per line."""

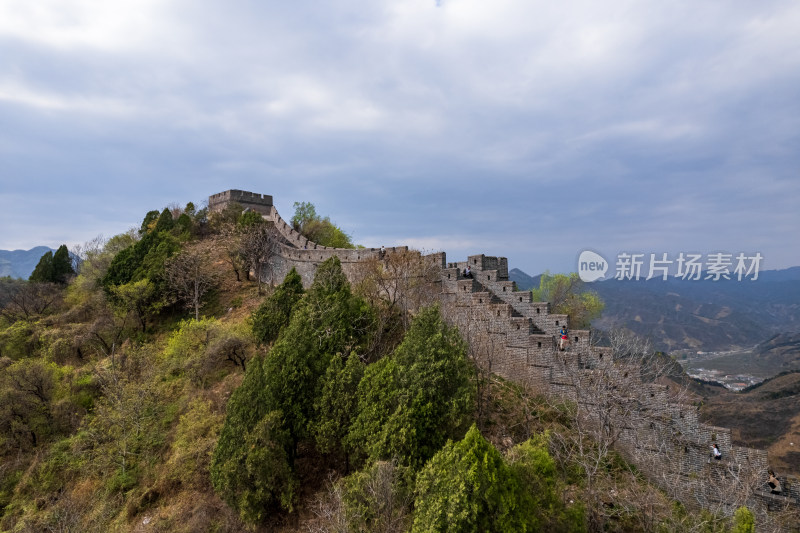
xmin=251 ymin=268 xmax=304 ymax=345
xmin=412 ymin=425 xmax=531 ymax=533
xmin=348 ymin=304 xmax=474 ymax=471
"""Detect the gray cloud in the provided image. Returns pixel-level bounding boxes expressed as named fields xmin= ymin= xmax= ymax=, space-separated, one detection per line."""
xmin=1 ymin=0 xmax=798 ymax=274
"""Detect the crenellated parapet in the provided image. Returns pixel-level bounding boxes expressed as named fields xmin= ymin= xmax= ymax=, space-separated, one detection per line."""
xmin=209 ymin=189 xmax=273 ymax=215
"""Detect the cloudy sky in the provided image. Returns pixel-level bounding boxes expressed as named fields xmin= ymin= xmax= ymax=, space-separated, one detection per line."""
xmin=1 ymin=0 xmax=798 ymax=275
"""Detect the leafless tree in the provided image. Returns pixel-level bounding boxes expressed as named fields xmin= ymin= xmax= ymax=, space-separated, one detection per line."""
xmin=352 ymin=249 xmax=442 ymax=358
xmin=206 ymin=335 xmax=249 ymax=372
xmin=546 ymin=327 xmax=692 ymax=530
xmin=166 ymin=246 xmax=219 ymax=320
xmin=240 ymin=223 xmax=279 ymax=294
xmin=69 ymin=235 xmax=107 ymax=274
xmin=0 ymin=280 xmax=63 ymax=323
xmin=307 ymin=461 xmax=411 ymax=533
xmin=218 ymin=224 xmax=246 ymax=282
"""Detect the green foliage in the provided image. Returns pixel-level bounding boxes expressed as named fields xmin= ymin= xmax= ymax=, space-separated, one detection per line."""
xmin=340 ymin=460 xmax=411 ymax=533
xmin=0 ymin=358 xmax=66 ymax=452
xmin=291 ymin=201 xmax=355 ymax=248
xmin=28 ymin=246 xmax=74 ymax=284
xmin=175 ymin=212 xmax=193 ymax=234
xmin=237 ymin=210 xmax=264 ymax=229
xmin=165 ymin=398 xmax=223 ymax=487
xmin=154 ymin=208 xmax=175 ymax=233
xmin=412 ymin=425 xmax=532 ymax=533
xmin=28 ymin=250 xmax=54 ymax=283
xmin=0 ymin=319 xmax=40 ymax=360
xmin=507 ymin=434 xmax=586 ymax=532
xmin=731 ymin=506 xmax=754 ymax=533
xmin=348 ymin=304 xmax=474 ymax=471
xmin=103 ymin=211 xmax=181 ymax=294
xmin=164 ymin=318 xmax=254 ymax=384
xmin=110 ymin=279 xmax=161 ymax=332
xmin=211 ymin=357 xmax=296 ymax=523
xmin=291 ymin=201 xmax=318 ymax=230
xmin=212 ymin=258 xmax=374 ymax=523
xmin=250 ymin=267 xmax=304 ymax=345
xmin=530 ymin=272 xmax=603 ymax=329
xmin=314 ymin=351 xmax=365 ymax=458
xmin=86 ymin=353 xmax=169 ymax=494
xmin=140 ymin=210 xmax=160 ymax=234
xmin=263 ymin=258 xmax=374 ymax=445
xmin=51 ymin=245 xmax=75 ymax=283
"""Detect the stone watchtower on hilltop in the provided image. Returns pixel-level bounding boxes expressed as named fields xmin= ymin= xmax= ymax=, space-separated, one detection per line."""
xmin=209 ymin=189 xmax=273 ymax=216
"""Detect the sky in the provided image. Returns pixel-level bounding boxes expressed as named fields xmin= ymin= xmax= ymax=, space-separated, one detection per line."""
xmin=1 ymin=0 xmax=799 ymax=276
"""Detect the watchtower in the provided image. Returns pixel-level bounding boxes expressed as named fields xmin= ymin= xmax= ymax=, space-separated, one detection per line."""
xmin=208 ymin=189 xmax=273 ymax=216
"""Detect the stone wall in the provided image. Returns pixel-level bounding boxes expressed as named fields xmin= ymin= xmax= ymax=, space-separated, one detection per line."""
xmin=212 ymin=190 xmax=799 ymax=520
xmin=209 ymin=189 xmax=273 ymax=215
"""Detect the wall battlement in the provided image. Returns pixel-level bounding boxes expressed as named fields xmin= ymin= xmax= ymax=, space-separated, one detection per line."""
xmin=211 ymin=190 xmax=799 ymax=521
xmin=209 ymin=189 xmax=273 ymax=215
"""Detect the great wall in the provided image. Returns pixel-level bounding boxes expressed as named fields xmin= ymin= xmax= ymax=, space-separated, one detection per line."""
xmin=210 ymin=189 xmax=799 ymax=521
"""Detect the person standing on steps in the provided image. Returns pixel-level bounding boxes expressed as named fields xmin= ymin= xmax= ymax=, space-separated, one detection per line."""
xmin=767 ymin=470 xmax=782 ymax=495
xmin=559 ymin=326 xmax=569 ymax=351
xmin=710 ymin=443 xmax=722 ymax=461
xmin=464 ymin=265 xmax=473 ymax=278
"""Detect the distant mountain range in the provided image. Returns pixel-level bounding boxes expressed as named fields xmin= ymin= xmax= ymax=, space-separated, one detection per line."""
xmin=510 ymin=267 xmax=800 ymax=353
xmin=0 ymin=247 xmax=54 ymax=279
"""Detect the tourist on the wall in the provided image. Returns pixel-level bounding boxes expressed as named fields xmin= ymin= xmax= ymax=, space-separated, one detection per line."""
xmin=559 ymin=326 xmax=569 ymax=351
xmin=710 ymin=443 xmax=722 ymax=461
xmin=767 ymin=470 xmax=782 ymax=494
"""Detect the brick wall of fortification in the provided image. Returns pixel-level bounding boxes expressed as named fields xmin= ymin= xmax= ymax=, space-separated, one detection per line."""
xmin=212 ymin=190 xmax=799 ymax=520
xmin=209 ymin=189 xmax=273 ymax=215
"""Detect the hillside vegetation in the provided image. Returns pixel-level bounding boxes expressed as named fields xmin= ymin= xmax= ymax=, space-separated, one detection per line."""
xmin=0 ymin=202 xmax=785 ymax=532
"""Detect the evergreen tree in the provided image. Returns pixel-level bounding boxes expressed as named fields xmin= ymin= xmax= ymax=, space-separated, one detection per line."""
xmin=251 ymin=268 xmax=304 ymax=345
xmin=28 ymin=251 xmax=54 ymax=283
xmin=210 ymin=356 xmax=296 ymax=522
xmin=263 ymin=257 xmax=374 ymax=447
xmin=28 ymin=245 xmax=74 ymax=284
xmin=212 ymin=257 xmax=374 ymax=523
xmin=139 ymin=210 xmax=160 ymax=235
xmin=50 ymin=245 xmax=75 ymax=284
xmin=154 ymin=208 xmax=175 ymax=233
xmin=412 ymin=425 xmax=531 ymax=533
xmin=348 ymin=304 xmax=474 ymax=471
xmin=313 ymin=351 xmax=365 ymax=461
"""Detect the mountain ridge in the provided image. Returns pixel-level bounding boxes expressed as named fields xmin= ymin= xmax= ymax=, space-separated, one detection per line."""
xmin=0 ymin=247 xmax=54 ymax=279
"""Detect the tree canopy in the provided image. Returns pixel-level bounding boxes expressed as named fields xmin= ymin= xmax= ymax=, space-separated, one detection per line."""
xmin=291 ymin=201 xmax=355 ymax=248
xmin=530 ymin=272 xmax=603 ymax=329
xmin=29 ymin=245 xmax=74 ymax=284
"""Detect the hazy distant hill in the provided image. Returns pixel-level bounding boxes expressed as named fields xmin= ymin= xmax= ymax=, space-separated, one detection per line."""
xmin=751 ymin=332 xmax=800 ymax=371
xmin=510 ymin=266 xmax=800 ymax=353
xmin=509 ymin=268 xmax=540 ymax=291
xmin=0 ymin=247 xmax=53 ymax=279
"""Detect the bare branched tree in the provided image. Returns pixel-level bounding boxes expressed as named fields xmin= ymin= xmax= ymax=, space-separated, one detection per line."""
xmin=240 ymin=223 xmax=279 ymax=294
xmin=0 ymin=280 xmax=63 ymax=323
xmin=218 ymin=224 xmax=246 ymax=282
xmin=307 ymin=461 xmax=411 ymax=533
xmin=547 ymin=327 xmax=692 ymax=530
xmin=166 ymin=246 xmax=219 ymax=320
